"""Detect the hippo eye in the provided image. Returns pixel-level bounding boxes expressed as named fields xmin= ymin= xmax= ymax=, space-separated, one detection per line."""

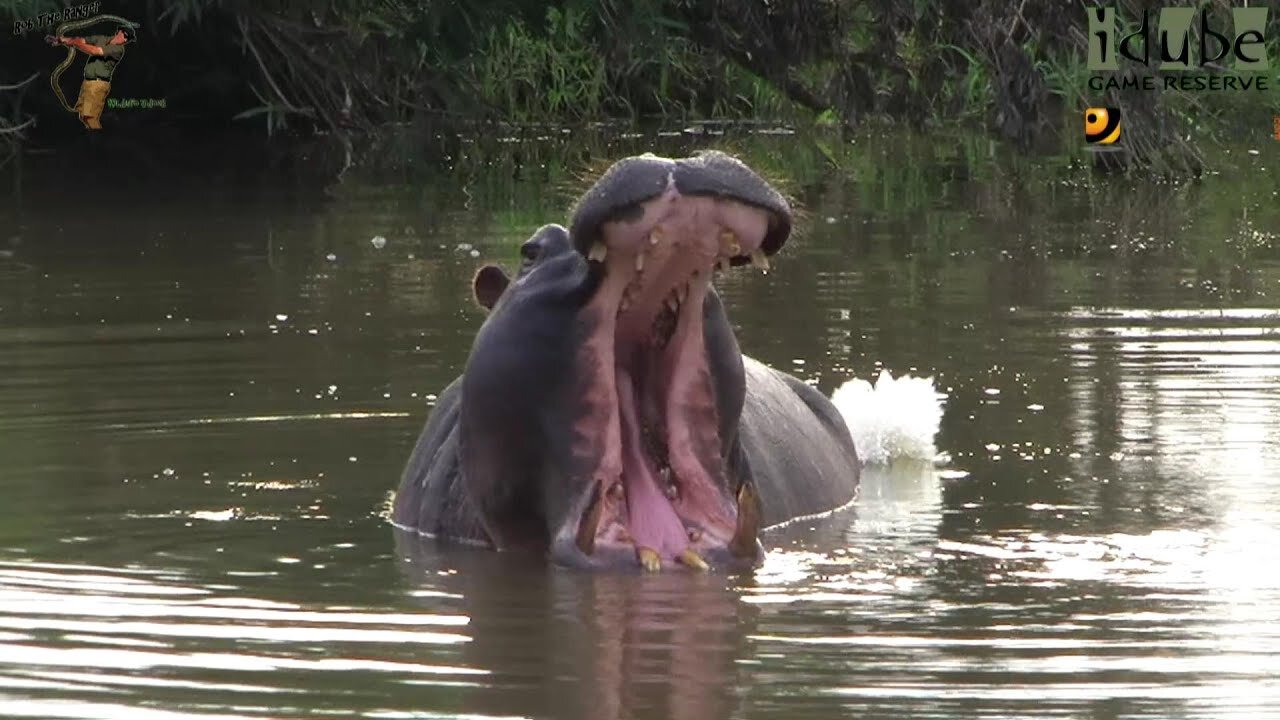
xmin=519 ymin=240 xmax=541 ymax=263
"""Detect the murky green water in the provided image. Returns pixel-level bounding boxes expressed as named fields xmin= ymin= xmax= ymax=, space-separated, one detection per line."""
xmin=2 ymin=131 xmax=1279 ymax=719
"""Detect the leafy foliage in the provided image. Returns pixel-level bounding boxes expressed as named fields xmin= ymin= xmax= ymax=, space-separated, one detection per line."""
xmin=0 ymin=0 xmax=1276 ymax=172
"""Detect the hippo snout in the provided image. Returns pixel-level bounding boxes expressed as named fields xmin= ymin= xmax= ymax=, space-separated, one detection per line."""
xmin=568 ymin=151 xmax=792 ymax=265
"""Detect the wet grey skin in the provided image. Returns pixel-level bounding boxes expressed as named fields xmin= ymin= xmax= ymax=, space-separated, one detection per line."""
xmin=393 ymin=151 xmax=860 ymax=572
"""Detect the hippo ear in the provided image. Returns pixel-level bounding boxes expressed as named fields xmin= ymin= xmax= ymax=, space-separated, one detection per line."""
xmin=472 ymin=265 xmax=510 ymax=310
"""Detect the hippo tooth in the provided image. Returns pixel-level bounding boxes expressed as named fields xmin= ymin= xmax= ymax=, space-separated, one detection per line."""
xmin=720 ymin=230 xmax=741 ymax=256
xmin=589 ymin=242 xmax=608 ymax=262
xmin=664 ymin=482 xmax=679 ymax=500
xmin=687 ymin=527 xmax=703 ymax=542
xmin=637 ymin=547 xmax=662 ymax=573
xmin=728 ymin=482 xmax=762 ymax=559
xmin=650 ymin=229 xmax=662 ymax=245
xmin=717 ymin=257 xmax=731 ymax=273
xmin=750 ymin=249 xmax=770 ymax=272
xmin=635 ymin=251 xmax=645 ymax=272
xmin=607 ymin=481 xmax=624 ymax=501
xmin=575 ymin=482 xmax=604 ymax=555
xmin=679 ymin=549 xmax=710 ymax=572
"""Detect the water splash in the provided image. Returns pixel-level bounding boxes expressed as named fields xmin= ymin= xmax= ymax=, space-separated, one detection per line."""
xmin=830 ymin=370 xmax=946 ymax=465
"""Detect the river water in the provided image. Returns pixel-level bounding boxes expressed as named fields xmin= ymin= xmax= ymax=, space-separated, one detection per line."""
xmin=1 ymin=131 xmax=1278 ymax=719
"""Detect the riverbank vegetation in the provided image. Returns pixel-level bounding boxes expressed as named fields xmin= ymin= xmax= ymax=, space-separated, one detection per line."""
xmin=1 ymin=0 xmax=1278 ymax=173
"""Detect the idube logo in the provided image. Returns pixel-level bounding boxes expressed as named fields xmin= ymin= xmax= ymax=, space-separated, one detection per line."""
xmin=1087 ymin=6 xmax=1270 ymax=92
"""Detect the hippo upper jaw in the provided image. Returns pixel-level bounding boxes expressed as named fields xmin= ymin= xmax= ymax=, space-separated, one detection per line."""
xmin=568 ymin=151 xmax=792 ymax=266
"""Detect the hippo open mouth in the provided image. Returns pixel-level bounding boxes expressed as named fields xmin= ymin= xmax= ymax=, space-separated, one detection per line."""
xmin=393 ymin=150 xmax=861 ymax=574
xmin=556 ymin=152 xmax=791 ymax=571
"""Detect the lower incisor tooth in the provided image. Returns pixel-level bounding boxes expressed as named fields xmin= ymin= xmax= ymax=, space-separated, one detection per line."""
xmin=635 ymin=252 xmax=645 ymax=272
xmin=679 ymin=549 xmax=709 ymax=572
xmin=637 ymin=547 xmax=661 ymax=573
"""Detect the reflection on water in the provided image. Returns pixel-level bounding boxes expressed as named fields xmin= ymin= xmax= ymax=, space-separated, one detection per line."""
xmin=0 ymin=131 xmax=1278 ymax=718
xmin=395 ymin=533 xmax=748 ymax=720
xmin=0 ymin=561 xmax=480 ymax=720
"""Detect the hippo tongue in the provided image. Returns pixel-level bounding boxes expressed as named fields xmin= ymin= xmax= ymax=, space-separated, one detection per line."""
xmin=616 ymin=368 xmax=689 ymax=558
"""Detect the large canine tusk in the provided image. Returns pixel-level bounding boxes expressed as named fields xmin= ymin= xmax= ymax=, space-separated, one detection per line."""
xmin=575 ymin=482 xmax=605 ymax=555
xmin=728 ymin=482 xmax=762 ymax=559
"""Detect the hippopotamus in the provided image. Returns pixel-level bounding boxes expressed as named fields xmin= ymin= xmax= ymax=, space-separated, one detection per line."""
xmin=393 ymin=151 xmax=860 ymax=571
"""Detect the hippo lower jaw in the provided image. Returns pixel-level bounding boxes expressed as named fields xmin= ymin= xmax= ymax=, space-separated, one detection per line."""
xmin=551 ymin=182 xmax=773 ymax=572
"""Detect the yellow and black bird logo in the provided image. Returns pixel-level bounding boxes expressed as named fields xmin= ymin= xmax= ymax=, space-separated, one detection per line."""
xmin=1084 ymin=107 xmax=1121 ymax=145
